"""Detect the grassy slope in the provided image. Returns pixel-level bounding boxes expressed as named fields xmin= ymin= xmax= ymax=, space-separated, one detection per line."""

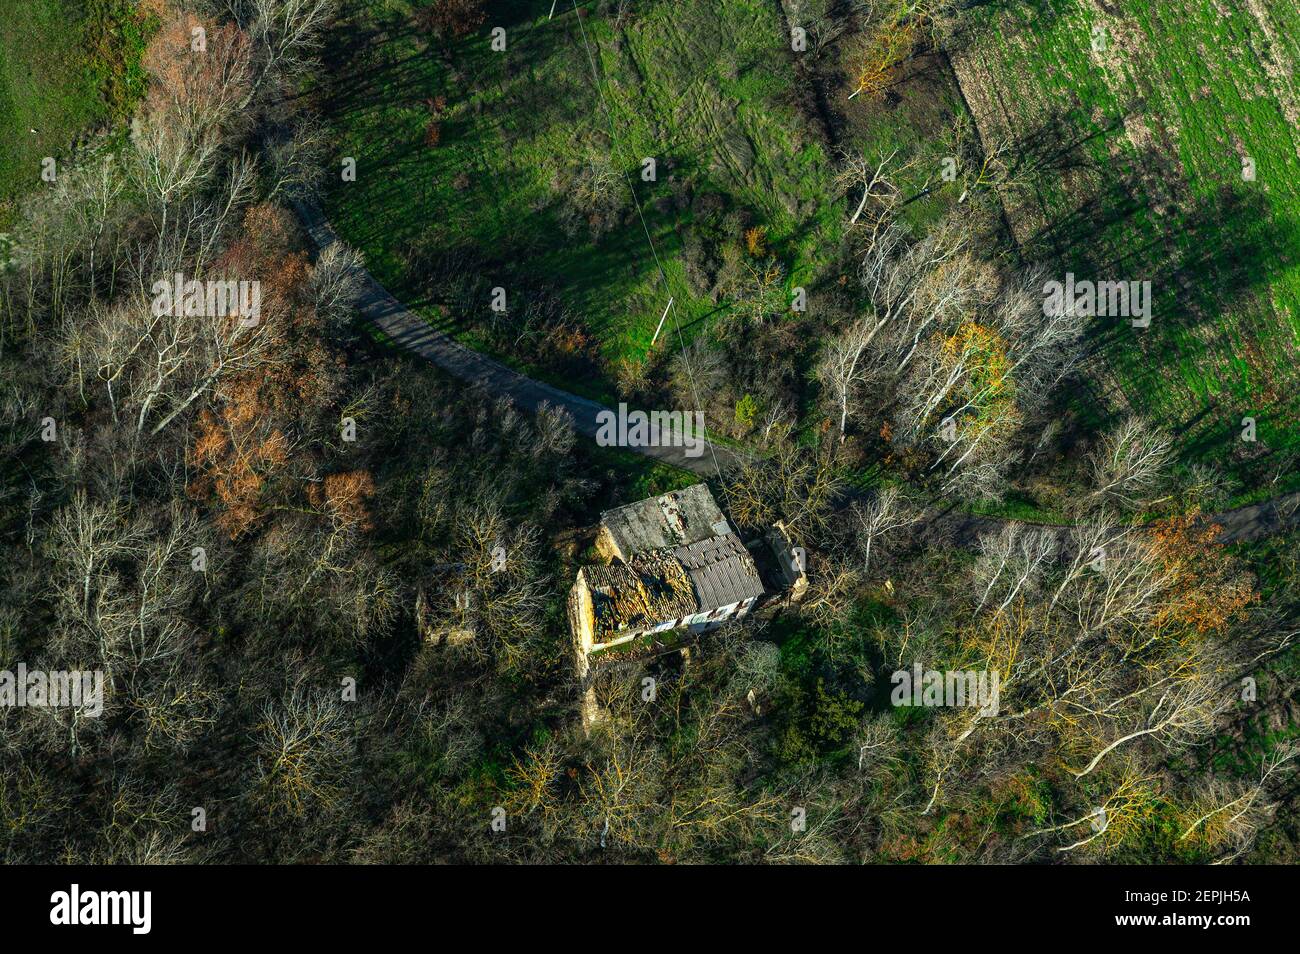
xmin=956 ymin=0 xmax=1300 ymax=485
xmin=0 ymin=0 xmax=150 ymax=228
xmin=0 ymin=0 xmax=103 ymax=222
xmin=322 ymin=0 xmax=842 ymax=402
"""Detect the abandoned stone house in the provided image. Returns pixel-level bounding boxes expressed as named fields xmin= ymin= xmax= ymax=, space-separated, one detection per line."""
xmin=569 ymin=483 xmax=805 ymax=680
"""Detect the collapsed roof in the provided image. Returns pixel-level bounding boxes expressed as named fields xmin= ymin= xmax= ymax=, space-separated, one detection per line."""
xmin=582 ymin=532 xmax=766 ymax=639
xmin=580 ymin=551 xmax=697 ymax=638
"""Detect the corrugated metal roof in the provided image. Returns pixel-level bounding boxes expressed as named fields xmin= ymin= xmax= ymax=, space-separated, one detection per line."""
xmin=600 ymin=484 xmax=731 ymax=557
xmin=672 ymin=533 xmax=766 ymax=610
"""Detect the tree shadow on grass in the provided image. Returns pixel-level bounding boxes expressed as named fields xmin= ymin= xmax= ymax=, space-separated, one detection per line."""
xmin=942 ymin=0 xmax=1068 ymax=57
xmin=319 ymin=0 xmax=846 ymax=397
xmin=1028 ymin=165 xmax=1300 ymax=478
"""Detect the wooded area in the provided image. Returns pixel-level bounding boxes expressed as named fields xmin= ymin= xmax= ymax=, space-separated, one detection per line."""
xmin=0 ymin=0 xmax=1297 ymax=865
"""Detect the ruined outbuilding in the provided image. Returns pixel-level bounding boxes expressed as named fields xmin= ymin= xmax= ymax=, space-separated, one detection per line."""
xmin=569 ymin=485 xmax=803 ymax=687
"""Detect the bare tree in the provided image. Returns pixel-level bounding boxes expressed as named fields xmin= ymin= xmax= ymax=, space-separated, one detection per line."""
xmin=883 ymin=259 xmax=1081 ymax=495
xmin=1088 ymin=417 xmax=1174 ymax=509
xmin=77 ymin=280 xmax=276 ymax=438
xmin=849 ymin=486 xmax=920 ymax=577
xmin=1068 ymin=653 xmax=1234 ymax=779
xmin=1178 ymin=743 xmax=1299 ymax=863
xmin=835 ymin=147 xmax=903 ymax=233
xmin=1029 ymin=762 xmax=1161 ymax=855
xmin=971 ymin=524 xmax=1058 ymax=615
xmin=818 ymin=314 xmax=878 ymax=442
xmin=234 ymin=0 xmax=340 ymax=97
xmin=254 ymin=683 xmax=353 ymax=818
xmin=266 ymin=113 xmax=329 ymax=200
xmin=941 ymin=116 xmax=1034 ymax=207
xmin=728 ymin=424 xmax=844 ymax=536
xmin=310 ymin=241 xmax=366 ymax=338
xmin=132 ymin=14 xmax=254 ymax=242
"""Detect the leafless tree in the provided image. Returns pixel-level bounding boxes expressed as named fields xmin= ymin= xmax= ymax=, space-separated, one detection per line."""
xmin=882 ymin=259 xmax=1081 ymax=495
xmin=1028 ymin=762 xmax=1160 ymax=855
xmin=818 ymin=314 xmax=878 ymax=442
xmin=310 ymin=241 xmax=365 ymax=338
xmin=972 ymin=524 xmax=1059 ymax=615
xmin=835 ymin=147 xmax=903 ymax=234
xmin=728 ymin=424 xmax=844 ymax=536
xmin=937 ymin=114 xmax=1035 ymax=207
xmin=266 ymin=113 xmax=329 ymax=200
xmin=76 ymin=281 xmax=276 ymax=438
xmin=131 ymin=15 xmax=254 ymax=244
xmin=1068 ymin=660 xmax=1235 ymax=778
xmin=233 ymin=0 xmax=340 ymax=97
xmin=1178 ymin=743 xmax=1299 ymax=863
xmin=1088 ymin=417 xmax=1174 ymax=509
xmin=849 ymin=486 xmax=920 ymax=577
xmin=253 ymin=683 xmax=353 ymax=818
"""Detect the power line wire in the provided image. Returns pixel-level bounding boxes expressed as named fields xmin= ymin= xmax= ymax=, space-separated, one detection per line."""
xmin=567 ymin=0 xmax=731 ymax=501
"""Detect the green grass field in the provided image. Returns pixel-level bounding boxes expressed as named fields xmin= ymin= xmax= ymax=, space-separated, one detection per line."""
xmin=0 ymin=0 xmax=150 ymax=227
xmin=323 ymin=0 xmax=1300 ymax=505
xmin=953 ymin=0 xmax=1300 ymax=486
xmin=322 ymin=0 xmax=850 ymax=401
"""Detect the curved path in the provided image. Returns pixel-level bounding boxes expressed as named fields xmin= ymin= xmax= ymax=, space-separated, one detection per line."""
xmin=295 ymin=200 xmax=743 ymax=477
xmin=295 ymin=201 xmax=1300 ymax=547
